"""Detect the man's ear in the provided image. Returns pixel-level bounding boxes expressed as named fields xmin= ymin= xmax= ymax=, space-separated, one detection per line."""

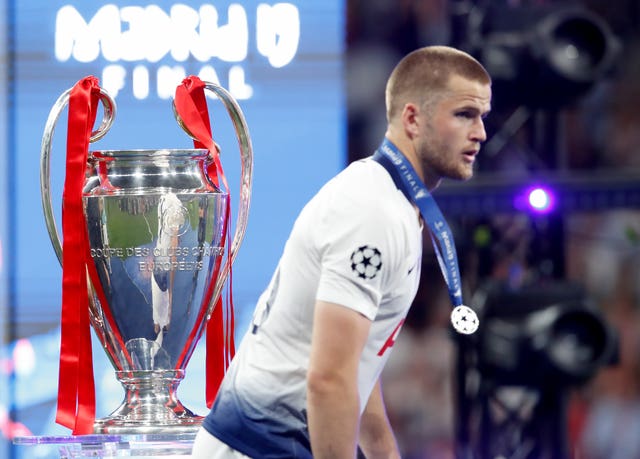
xmin=401 ymin=103 xmax=420 ymax=139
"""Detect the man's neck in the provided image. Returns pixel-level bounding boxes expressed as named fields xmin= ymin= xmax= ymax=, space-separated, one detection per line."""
xmin=383 ymin=132 xmax=441 ymax=191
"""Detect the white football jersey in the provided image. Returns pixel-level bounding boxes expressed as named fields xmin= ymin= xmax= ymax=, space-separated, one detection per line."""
xmin=203 ymin=157 xmax=423 ymax=458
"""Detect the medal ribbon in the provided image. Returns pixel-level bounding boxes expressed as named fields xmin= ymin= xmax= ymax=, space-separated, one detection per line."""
xmin=57 ymin=76 xmax=100 ymax=434
xmin=373 ymin=138 xmax=463 ymax=307
xmin=173 ymin=76 xmax=235 ymax=407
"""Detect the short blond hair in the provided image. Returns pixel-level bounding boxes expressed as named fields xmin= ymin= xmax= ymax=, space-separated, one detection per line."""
xmin=385 ymin=46 xmax=491 ymax=122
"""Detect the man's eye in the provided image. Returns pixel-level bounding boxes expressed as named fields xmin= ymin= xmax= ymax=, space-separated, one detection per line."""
xmin=456 ymin=111 xmax=474 ymax=119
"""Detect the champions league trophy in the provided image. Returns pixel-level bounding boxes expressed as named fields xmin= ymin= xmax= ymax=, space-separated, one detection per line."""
xmin=40 ymin=79 xmax=252 ymax=434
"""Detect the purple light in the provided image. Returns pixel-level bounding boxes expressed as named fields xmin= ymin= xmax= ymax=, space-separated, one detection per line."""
xmin=527 ymin=186 xmax=555 ymax=213
xmin=514 ymin=186 xmax=556 ymax=214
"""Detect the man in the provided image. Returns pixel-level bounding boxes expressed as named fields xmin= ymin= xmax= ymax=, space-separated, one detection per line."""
xmin=192 ymin=45 xmax=491 ymax=459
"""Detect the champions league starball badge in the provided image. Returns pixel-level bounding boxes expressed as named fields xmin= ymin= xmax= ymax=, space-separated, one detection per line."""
xmin=451 ymin=305 xmax=479 ymax=335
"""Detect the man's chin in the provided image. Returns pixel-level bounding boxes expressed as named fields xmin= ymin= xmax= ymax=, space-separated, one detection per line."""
xmin=449 ymin=169 xmax=474 ymax=182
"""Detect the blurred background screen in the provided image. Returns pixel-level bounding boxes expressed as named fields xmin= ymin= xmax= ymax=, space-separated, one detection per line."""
xmin=0 ymin=1 xmax=344 ymax=457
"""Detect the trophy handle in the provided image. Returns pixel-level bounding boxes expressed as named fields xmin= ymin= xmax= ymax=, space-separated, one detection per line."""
xmin=40 ymin=88 xmax=116 ymax=263
xmin=172 ymin=82 xmax=253 ymax=311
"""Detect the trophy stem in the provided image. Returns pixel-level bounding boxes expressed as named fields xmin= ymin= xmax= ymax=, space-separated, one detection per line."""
xmin=93 ymin=370 xmax=203 ymax=434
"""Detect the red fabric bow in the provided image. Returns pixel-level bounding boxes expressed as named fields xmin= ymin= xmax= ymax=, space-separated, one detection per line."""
xmin=174 ymin=76 xmax=235 ymax=407
xmin=57 ymin=76 xmax=100 ymax=434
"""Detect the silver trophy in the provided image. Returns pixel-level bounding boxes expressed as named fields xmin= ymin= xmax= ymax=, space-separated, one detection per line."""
xmin=40 ymin=82 xmax=252 ymax=434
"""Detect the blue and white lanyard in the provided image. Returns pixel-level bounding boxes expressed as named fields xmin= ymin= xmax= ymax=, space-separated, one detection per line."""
xmin=372 ymin=138 xmax=463 ymax=307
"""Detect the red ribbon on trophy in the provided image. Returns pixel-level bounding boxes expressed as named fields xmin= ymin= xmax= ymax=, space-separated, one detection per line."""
xmin=173 ymin=76 xmax=235 ymax=407
xmin=57 ymin=76 xmax=101 ymax=434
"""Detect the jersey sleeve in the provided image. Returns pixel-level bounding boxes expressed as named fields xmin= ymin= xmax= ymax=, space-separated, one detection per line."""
xmin=314 ymin=187 xmax=405 ymax=321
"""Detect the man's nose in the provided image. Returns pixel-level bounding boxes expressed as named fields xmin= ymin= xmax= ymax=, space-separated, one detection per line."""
xmin=472 ymin=118 xmax=487 ymax=143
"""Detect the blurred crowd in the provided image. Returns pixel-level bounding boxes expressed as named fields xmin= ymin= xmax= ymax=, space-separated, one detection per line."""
xmin=345 ymin=0 xmax=640 ymax=457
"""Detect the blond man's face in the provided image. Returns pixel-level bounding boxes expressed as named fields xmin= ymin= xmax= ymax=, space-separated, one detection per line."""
xmin=414 ymin=75 xmax=491 ymax=187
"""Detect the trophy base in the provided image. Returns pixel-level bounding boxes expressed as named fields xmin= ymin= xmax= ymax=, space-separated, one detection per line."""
xmin=93 ymin=415 xmax=203 ymax=435
xmin=94 ymin=369 xmax=205 ymax=434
